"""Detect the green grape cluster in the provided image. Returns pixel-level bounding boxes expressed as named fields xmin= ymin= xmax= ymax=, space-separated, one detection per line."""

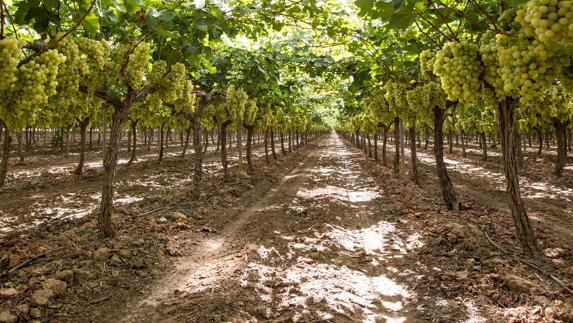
xmin=146 ymin=92 xmax=163 ymax=111
xmin=21 ymin=50 xmax=64 ymax=102
xmin=147 ymin=61 xmax=187 ymax=108
xmin=362 ymin=113 xmax=378 ymax=134
xmin=76 ymin=38 xmax=109 ymax=94
xmin=405 ymin=82 xmax=446 ymax=113
xmin=365 ymin=87 xmax=391 ymax=122
xmin=420 ymin=50 xmax=437 ymax=80
xmin=163 ymin=63 xmax=186 ymax=101
xmin=433 ymin=42 xmax=482 ymax=103
xmin=259 ymin=105 xmax=277 ymax=129
xmin=529 ymin=84 xmax=572 ymax=120
xmin=516 ymin=0 xmax=573 ymax=45
xmin=174 ymin=79 xmax=196 ymax=112
xmin=243 ymin=100 xmax=258 ymax=126
xmin=429 ymin=82 xmax=447 ymax=109
xmin=384 ymin=81 xmax=408 ymax=114
xmin=126 ymin=43 xmax=150 ymax=89
xmin=150 ymin=60 xmax=167 ymax=84
xmin=226 ymin=85 xmax=249 ymax=122
xmin=76 ymin=38 xmax=108 ymax=70
xmin=401 ymin=29 xmax=416 ymax=41
xmin=479 ymin=32 xmax=506 ymax=97
xmin=53 ymin=35 xmax=88 ymax=100
xmin=495 ymin=34 xmax=569 ymax=103
xmin=350 ymin=114 xmax=363 ymax=132
xmin=497 ymin=36 xmax=550 ymax=102
xmin=1 ymin=50 xmax=65 ymax=129
xmin=406 ymin=84 xmax=431 ymax=110
xmin=0 ymin=38 xmax=25 ymax=91
xmin=277 ymin=109 xmax=292 ymax=132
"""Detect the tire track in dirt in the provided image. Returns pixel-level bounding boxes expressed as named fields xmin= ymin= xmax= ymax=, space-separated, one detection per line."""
xmin=119 ymin=138 xmax=323 ymax=322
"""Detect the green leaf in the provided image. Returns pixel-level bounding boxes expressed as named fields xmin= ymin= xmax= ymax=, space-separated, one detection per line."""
xmin=82 ymin=12 xmax=100 ymax=34
xmin=104 ymin=9 xmax=120 ymax=23
xmin=28 ymin=7 xmax=49 ymax=33
xmin=355 ymin=0 xmax=374 ymax=16
xmin=197 ymin=20 xmax=209 ymax=32
xmin=387 ymin=7 xmax=415 ymax=29
xmin=123 ymin=0 xmax=142 ymax=14
xmin=44 ymin=0 xmax=58 ymax=10
xmin=403 ymin=43 xmax=420 ymax=54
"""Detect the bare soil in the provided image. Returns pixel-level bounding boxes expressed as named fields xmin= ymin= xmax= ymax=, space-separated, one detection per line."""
xmin=0 ymin=133 xmax=571 ymax=322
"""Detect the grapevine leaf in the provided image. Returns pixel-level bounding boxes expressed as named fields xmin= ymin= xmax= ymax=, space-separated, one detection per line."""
xmin=387 ymin=7 xmax=415 ymax=29
xmin=82 ymin=12 xmax=100 ymax=34
xmin=124 ymin=0 xmax=142 ymax=14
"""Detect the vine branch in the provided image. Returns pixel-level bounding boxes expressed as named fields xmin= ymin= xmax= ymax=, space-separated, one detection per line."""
xmin=469 ymin=0 xmax=500 ymax=33
xmin=1 ymin=0 xmax=4 ymax=40
xmin=417 ymin=12 xmax=455 ymax=42
xmin=428 ymin=0 xmax=459 ymax=41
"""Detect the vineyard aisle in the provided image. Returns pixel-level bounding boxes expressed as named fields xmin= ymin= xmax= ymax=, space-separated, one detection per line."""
xmin=116 ymin=132 xmax=481 ymax=322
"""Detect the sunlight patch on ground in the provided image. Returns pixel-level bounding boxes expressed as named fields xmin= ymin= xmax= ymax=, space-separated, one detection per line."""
xmin=460 ymin=148 xmax=502 ymax=157
xmin=310 ymin=166 xmax=357 ymax=178
xmin=203 ymin=237 xmax=225 ymax=253
xmin=240 ymin=218 xmax=425 ymax=321
xmin=322 ymin=222 xmax=395 ymax=255
xmin=464 ymin=300 xmax=487 ymax=323
xmin=122 ymin=176 xmax=168 ymax=189
xmin=115 ymin=196 xmax=144 ymax=204
xmin=241 ymin=259 xmax=410 ymax=322
xmin=38 ymin=206 xmax=95 ymax=219
xmin=296 ymin=185 xmax=379 ymax=203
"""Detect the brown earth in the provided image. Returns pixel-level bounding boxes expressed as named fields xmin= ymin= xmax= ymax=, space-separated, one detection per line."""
xmin=0 ymin=132 xmax=572 ymax=322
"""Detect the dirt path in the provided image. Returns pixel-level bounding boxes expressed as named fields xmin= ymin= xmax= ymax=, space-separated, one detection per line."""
xmin=115 ymin=132 xmax=484 ymax=322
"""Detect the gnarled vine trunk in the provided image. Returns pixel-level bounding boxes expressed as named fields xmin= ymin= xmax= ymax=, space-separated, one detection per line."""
xmin=553 ymin=119 xmax=568 ymax=177
xmin=433 ymin=106 xmax=459 ymax=211
xmin=382 ymin=126 xmax=387 ymax=165
xmin=237 ymin=127 xmax=243 ymax=170
xmin=374 ymin=132 xmax=378 ymax=161
xmin=481 ymin=132 xmax=488 ymax=161
xmin=245 ymin=125 xmax=255 ymax=172
xmin=461 ymin=130 xmax=467 ymax=157
xmin=409 ymin=125 xmax=419 ymax=186
xmin=0 ymin=121 xmax=11 ymax=188
xmin=191 ymin=117 xmax=203 ymax=200
xmin=100 ymin=105 xmax=131 ymax=238
xmin=270 ymin=130 xmax=277 ymax=160
xmin=158 ymin=123 xmax=165 ymax=164
xmin=202 ymin=128 xmax=209 ymax=157
xmin=220 ymin=120 xmax=232 ymax=182
xmin=127 ymin=120 xmax=139 ymax=167
xmin=393 ymin=117 xmax=400 ymax=177
xmin=264 ymin=130 xmax=270 ymax=163
xmin=74 ymin=117 xmax=90 ymax=175
xmin=536 ymin=128 xmax=543 ymax=155
xmin=496 ymin=97 xmax=539 ymax=257
xmin=280 ymin=132 xmax=286 ymax=155
xmin=17 ymin=131 xmax=24 ymax=163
